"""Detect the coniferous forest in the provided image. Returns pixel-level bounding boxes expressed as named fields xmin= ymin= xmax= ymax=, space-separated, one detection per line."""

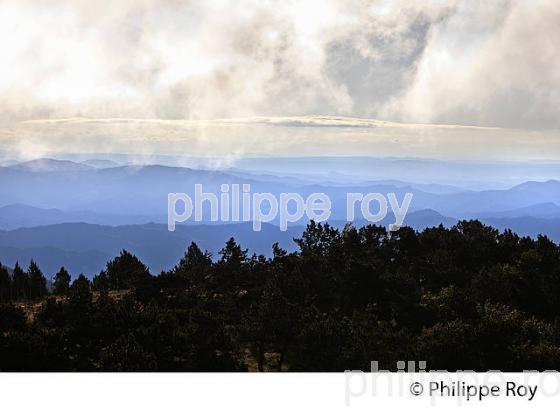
xmin=1 ymin=220 xmax=560 ymax=372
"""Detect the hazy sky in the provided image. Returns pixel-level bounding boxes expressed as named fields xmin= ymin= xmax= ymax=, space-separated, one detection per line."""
xmin=0 ymin=0 xmax=558 ymax=160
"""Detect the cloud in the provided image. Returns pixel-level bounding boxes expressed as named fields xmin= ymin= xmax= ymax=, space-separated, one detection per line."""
xmin=0 ymin=0 xmax=356 ymax=121
xmin=0 ymin=0 xmax=558 ymax=130
xmin=380 ymin=0 xmax=560 ymax=129
xmin=4 ymin=115 xmax=558 ymax=163
xmin=21 ymin=114 xmax=501 ymax=130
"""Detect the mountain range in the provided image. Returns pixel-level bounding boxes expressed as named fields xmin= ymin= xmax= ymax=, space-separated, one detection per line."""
xmin=0 ymin=157 xmax=558 ymax=277
xmin=1 ymin=158 xmax=559 ymax=220
xmin=0 ymin=209 xmax=558 ymax=278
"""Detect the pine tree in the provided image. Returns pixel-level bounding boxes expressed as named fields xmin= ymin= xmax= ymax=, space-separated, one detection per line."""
xmin=104 ymin=250 xmax=150 ymax=290
xmin=219 ymin=238 xmax=248 ymax=266
xmin=69 ymin=274 xmax=92 ymax=306
xmin=11 ymin=262 xmax=28 ymax=300
xmin=171 ymin=242 xmax=212 ymax=285
xmin=92 ymin=271 xmax=109 ymax=292
xmin=0 ymin=262 xmax=12 ymax=302
xmin=27 ymin=260 xmax=47 ymax=299
xmin=53 ymin=267 xmax=71 ymax=295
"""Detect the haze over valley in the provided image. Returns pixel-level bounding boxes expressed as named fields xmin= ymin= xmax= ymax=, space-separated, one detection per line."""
xmin=0 ymin=155 xmax=559 ymax=277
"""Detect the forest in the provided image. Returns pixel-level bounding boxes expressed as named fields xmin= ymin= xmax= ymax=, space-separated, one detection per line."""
xmin=1 ymin=220 xmax=560 ymax=371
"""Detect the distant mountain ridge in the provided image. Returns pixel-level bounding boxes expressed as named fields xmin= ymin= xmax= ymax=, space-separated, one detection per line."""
xmin=0 ymin=157 xmax=559 ymax=277
xmin=9 ymin=158 xmax=95 ymax=172
xmin=0 ymin=159 xmax=559 ymax=220
xmin=0 ymin=222 xmax=302 ymax=276
xmin=0 ymin=210 xmax=558 ymax=277
xmin=4 ymin=155 xmax=560 ymax=188
xmin=478 ymin=202 xmax=560 ymax=219
xmin=0 ymin=204 xmax=165 ymax=230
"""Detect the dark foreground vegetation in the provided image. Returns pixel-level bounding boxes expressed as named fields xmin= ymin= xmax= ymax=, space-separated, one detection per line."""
xmin=2 ymin=220 xmax=560 ymax=371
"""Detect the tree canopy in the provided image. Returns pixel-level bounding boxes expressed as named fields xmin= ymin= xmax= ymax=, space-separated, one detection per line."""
xmin=1 ymin=220 xmax=560 ymax=371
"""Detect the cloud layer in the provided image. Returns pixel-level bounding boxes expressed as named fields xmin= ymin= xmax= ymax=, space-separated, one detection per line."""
xmin=2 ymin=115 xmax=557 ymax=163
xmin=1 ymin=0 xmax=559 ymax=129
xmin=0 ymin=0 xmax=559 ymax=161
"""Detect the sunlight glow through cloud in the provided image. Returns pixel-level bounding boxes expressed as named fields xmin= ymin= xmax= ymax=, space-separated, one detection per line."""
xmin=0 ymin=0 xmax=558 ymax=160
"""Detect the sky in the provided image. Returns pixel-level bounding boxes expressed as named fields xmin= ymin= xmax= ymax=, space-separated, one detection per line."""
xmin=0 ymin=0 xmax=558 ymax=161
